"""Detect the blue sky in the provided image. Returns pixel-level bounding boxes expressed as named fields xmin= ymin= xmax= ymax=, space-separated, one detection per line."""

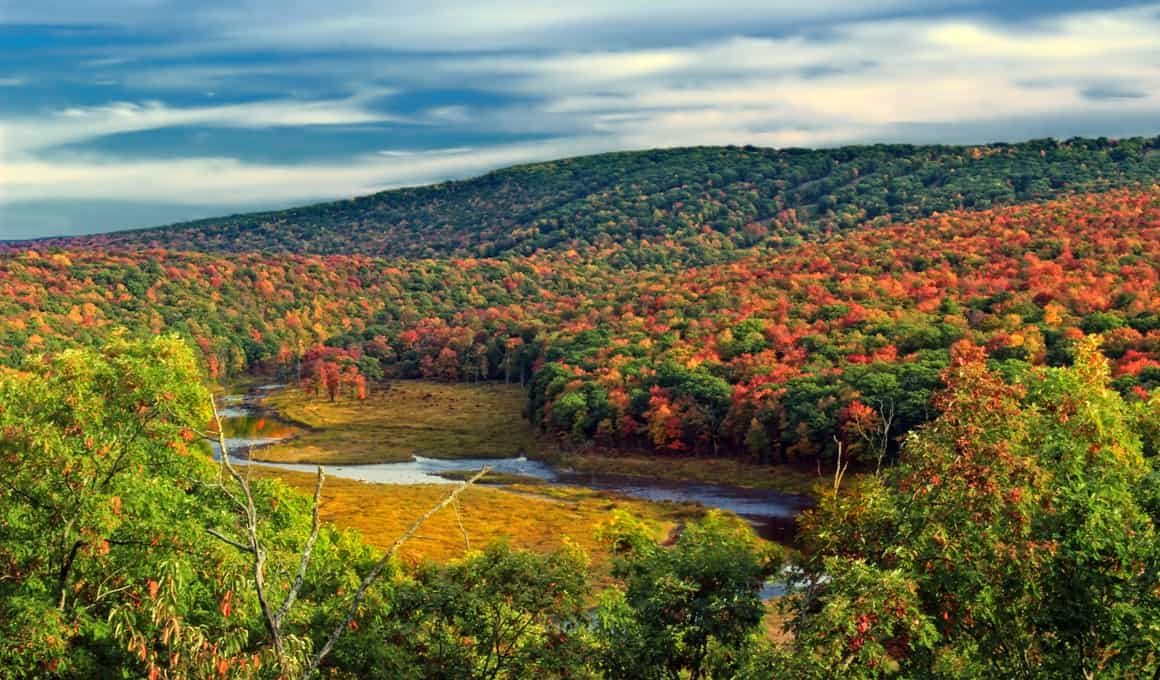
xmin=1 ymin=1 xmax=1158 ymax=239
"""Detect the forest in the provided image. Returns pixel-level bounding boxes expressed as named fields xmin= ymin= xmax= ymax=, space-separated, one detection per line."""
xmin=3 ymin=187 xmax=1159 ymax=465
xmin=2 ymin=139 xmax=1160 ymax=677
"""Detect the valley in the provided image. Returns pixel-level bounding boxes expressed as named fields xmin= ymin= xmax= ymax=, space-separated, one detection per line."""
xmin=4 ymin=138 xmax=1159 ymax=678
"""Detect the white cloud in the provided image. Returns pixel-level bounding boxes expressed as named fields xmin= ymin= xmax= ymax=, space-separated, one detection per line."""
xmin=0 ymin=0 xmax=941 ymax=52
xmin=0 ymin=89 xmax=401 ymax=154
xmin=0 ymin=138 xmax=612 ymax=205
xmin=473 ymin=4 xmax=1160 ymax=147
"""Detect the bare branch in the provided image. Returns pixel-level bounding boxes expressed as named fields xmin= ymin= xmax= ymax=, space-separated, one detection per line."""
xmin=453 ymin=496 xmax=471 ymax=553
xmin=300 ymin=466 xmax=490 ymax=680
xmin=189 ymin=426 xmax=222 ymax=441
xmin=210 ymin=396 xmax=287 ymax=669
xmin=207 ymin=528 xmax=254 ymax=553
xmin=832 ymin=436 xmax=849 ymax=494
xmin=274 ymin=466 xmax=325 ymax=628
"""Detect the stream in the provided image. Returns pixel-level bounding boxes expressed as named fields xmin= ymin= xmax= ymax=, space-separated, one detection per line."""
xmin=212 ymin=388 xmax=812 ymax=598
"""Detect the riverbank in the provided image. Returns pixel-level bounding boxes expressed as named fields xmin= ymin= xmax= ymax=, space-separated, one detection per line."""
xmin=545 ymin=449 xmax=828 ymax=497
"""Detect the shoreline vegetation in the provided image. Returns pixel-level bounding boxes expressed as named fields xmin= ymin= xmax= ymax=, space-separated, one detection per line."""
xmin=234 ymin=380 xmax=739 ymax=569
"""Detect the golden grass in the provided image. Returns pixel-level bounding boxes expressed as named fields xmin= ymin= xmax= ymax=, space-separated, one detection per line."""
xmin=252 ymin=380 xmax=834 ymax=497
xmin=255 ymin=467 xmax=702 ymax=568
xmin=254 ymin=381 xmax=542 ymax=465
xmin=549 ymin=450 xmax=828 ymax=496
xmin=435 ymin=470 xmax=548 ymax=485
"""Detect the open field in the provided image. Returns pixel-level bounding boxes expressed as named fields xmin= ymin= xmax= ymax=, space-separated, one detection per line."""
xmin=549 ymin=449 xmax=832 ymax=496
xmin=253 ymin=381 xmax=542 ymax=464
xmin=254 ymin=467 xmax=705 ymax=567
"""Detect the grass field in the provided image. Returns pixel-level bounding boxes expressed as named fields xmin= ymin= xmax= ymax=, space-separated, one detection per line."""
xmin=253 ymin=381 xmax=542 ymax=464
xmin=255 ymin=467 xmax=703 ymax=567
xmin=548 ymin=449 xmax=829 ymax=496
xmin=254 ymin=380 xmax=833 ymax=496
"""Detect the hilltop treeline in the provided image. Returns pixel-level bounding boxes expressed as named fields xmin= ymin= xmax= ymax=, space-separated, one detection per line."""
xmin=24 ymin=137 xmax=1160 ymax=259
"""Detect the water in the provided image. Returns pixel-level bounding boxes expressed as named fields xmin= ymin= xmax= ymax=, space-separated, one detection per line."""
xmin=233 ymin=454 xmax=558 ymax=486
xmin=208 ymin=411 xmax=301 ymax=458
xmin=211 ymin=390 xmax=809 ymax=522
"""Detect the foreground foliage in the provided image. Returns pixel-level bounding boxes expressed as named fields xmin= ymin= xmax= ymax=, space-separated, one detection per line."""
xmin=0 ymin=338 xmax=777 ymax=678
xmin=786 ymin=338 xmax=1160 ymax=678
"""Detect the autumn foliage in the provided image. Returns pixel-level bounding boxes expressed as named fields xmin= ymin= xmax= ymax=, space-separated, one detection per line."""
xmin=2 ymin=182 xmax=1159 ymax=464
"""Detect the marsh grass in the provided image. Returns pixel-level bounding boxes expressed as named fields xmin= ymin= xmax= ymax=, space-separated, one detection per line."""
xmin=549 ymin=450 xmax=827 ymax=496
xmin=254 ymin=381 xmax=542 ymax=464
xmin=434 ymin=470 xmax=548 ymax=485
xmin=254 ymin=467 xmax=702 ymax=567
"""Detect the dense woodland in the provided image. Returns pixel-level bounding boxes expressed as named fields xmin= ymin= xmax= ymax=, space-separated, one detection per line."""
xmin=2 ymin=139 xmax=1160 ymax=677
xmin=3 ymin=186 xmax=1159 ymax=465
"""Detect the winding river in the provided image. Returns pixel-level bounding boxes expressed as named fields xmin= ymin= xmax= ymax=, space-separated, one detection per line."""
xmin=211 ymin=388 xmax=811 ymax=597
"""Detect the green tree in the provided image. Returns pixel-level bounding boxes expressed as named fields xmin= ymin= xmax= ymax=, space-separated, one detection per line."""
xmin=0 ymin=334 xmax=221 ymax=676
xmin=336 ymin=542 xmax=593 ymax=679
xmin=786 ymin=338 xmax=1160 ymax=678
xmin=594 ymin=511 xmax=779 ymax=679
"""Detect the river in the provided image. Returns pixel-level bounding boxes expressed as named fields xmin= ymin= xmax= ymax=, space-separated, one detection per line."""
xmin=211 ymin=388 xmax=812 ymax=597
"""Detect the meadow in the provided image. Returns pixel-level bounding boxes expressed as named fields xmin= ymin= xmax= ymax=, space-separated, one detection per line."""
xmin=255 ymin=380 xmax=541 ymax=464
xmin=259 ymin=468 xmax=705 ymax=568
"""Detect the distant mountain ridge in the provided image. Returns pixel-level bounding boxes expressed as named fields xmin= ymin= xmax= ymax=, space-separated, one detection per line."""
xmin=28 ymin=136 xmax=1160 ymax=258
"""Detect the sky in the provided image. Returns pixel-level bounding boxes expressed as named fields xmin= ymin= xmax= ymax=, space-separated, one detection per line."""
xmin=1 ymin=1 xmax=1158 ymax=239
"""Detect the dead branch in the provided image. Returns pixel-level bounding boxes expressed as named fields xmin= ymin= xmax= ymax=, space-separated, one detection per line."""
xmin=300 ymin=466 xmax=490 ymax=680
xmin=453 ymin=496 xmax=471 ymax=553
xmin=208 ymin=396 xmax=290 ymax=670
xmin=205 ymin=393 xmax=488 ymax=679
xmin=832 ymin=436 xmax=849 ymax=494
xmin=274 ymin=467 xmax=325 ymax=628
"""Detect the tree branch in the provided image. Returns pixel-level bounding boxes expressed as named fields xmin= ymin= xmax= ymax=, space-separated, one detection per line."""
xmin=274 ymin=466 xmax=325 ymax=628
xmin=207 ymin=528 xmax=254 ymax=553
xmin=299 ymin=466 xmax=490 ymax=680
xmin=210 ymin=396 xmax=287 ymax=669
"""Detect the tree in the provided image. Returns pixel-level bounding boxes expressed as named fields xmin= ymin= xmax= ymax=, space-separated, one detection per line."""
xmin=0 ymin=335 xmax=222 ymax=676
xmin=594 ymin=511 xmax=779 ymax=679
xmin=205 ymin=397 xmax=490 ymax=679
xmin=335 ymin=543 xmax=593 ymax=679
xmin=786 ymin=338 xmax=1160 ymax=677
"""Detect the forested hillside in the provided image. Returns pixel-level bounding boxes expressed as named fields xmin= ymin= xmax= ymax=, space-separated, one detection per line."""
xmin=3 ymin=138 xmax=1160 ymax=679
xmin=3 ymin=188 xmax=1158 ymax=464
xmin=21 ymin=137 xmax=1160 ymax=259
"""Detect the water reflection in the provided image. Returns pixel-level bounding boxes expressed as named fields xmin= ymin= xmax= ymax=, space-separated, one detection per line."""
xmin=208 ymin=396 xmax=301 ymax=458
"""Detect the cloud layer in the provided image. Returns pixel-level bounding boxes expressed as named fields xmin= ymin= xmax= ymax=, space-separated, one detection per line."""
xmin=1 ymin=1 xmax=1158 ymax=237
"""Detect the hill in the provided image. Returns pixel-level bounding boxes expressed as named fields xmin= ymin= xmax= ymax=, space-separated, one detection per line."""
xmin=24 ymin=136 xmax=1160 ymax=258
xmin=4 ymin=188 xmax=1158 ymax=463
